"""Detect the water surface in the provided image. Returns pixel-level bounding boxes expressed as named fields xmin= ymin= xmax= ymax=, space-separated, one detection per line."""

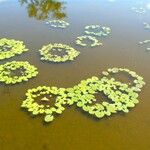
xmin=0 ymin=0 xmax=150 ymax=150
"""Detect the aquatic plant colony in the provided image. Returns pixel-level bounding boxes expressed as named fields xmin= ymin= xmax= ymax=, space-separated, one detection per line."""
xmin=0 ymin=38 xmax=28 ymax=60
xmin=143 ymin=22 xmax=150 ymax=30
xmin=39 ymin=43 xmax=80 ymax=62
xmin=76 ymin=35 xmax=103 ymax=47
xmin=132 ymin=7 xmax=146 ymax=14
xmin=21 ymin=68 xmax=145 ymax=122
xmin=139 ymin=40 xmax=150 ymax=51
xmin=0 ymin=14 xmax=148 ymax=123
xmin=0 ymin=61 xmax=38 ymax=84
xmin=46 ymin=20 xmax=69 ymax=28
xmin=84 ymin=25 xmax=111 ymax=37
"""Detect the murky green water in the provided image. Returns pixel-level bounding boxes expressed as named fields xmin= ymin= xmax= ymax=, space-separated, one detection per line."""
xmin=0 ymin=0 xmax=150 ymax=149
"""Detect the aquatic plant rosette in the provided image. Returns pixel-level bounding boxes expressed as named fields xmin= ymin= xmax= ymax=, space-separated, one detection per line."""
xmin=84 ymin=25 xmax=111 ymax=37
xmin=0 ymin=61 xmax=38 ymax=84
xmin=21 ymin=68 xmax=145 ymax=122
xmin=139 ymin=40 xmax=150 ymax=51
xmin=0 ymin=38 xmax=28 ymax=60
xmin=131 ymin=7 xmax=146 ymax=14
xmin=66 ymin=68 xmax=145 ymax=119
xmin=75 ymin=35 xmax=103 ymax=47
xmin=143 ymin=22 xmax=150 ymax=30
xmin=46 ymin=20 xmax=69 ymax=28
xmin=39 ymin=43 xmax=80 ymax=62
xmin=21 ymin=86 xmax=69 ymax=122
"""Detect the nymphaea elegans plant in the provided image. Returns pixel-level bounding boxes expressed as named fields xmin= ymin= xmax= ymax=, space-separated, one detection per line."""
xmin=139 ymin=40 xmax=150 ymax=51
xmin=143 ymin=22 xmax=150 ymax=30
xmin=39 ymin=43 xmax=80 ymax=62
xmin=84 ymin=25 xmax=111 ymax=37
xmin=46 ymin=20 xmax=69 ymax=29
xmin=21 ymin=86 xmax=69 ymax=122
xmin=0 ymin=61 xmax=38 ymax=84
xmin=21 ymin=68 xmax=145 ymax=123
xmin=75 ymin=35 xmax=103 ymax=47
xmin=0 ymin=38 xmax=28 ymax=60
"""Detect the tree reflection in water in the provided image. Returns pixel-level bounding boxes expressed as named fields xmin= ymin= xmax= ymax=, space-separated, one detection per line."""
xmin=19 ymin=0 xmax=66 ymax=20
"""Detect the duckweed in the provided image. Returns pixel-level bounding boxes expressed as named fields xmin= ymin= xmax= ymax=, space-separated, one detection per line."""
xmin=84 ymin=25 xmax=111 ymax=37
xmin=0 ymin=38 xmax=28 ymax=60
xmin=75 ymin=35 xmax=103 ymax=47
xmin=0 ymin=61 xmax=38 ymax=84
xmin=46 ymin=20 xmax=69 ymax=28
xmin=39 ymin=43 xmax=80 ymax=62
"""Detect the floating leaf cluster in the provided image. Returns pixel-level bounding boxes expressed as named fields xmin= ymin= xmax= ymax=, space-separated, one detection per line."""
xmin=139 ymin=40 xmax=150 ymax=51
xmin=0 ymin=38 xmax=28 ymax=60
xmin=84 ymin=25 xmax=111 ymax=37
xmin=131 ymin=7 xmax=146 ymax=14
xmin=39 ymin=43 xmax=80 ymax=62
xmin=143 ymin=22 xmax=150 ymax=30
xmin=75 ymin=35 xmax=103 ymax=47
xmin=0 ymin=61 xmax=38 ymax=84
xmin=21 ymin=86 xmax=69 ymax=122
xmin=21 ymin=68 xmax=145 ymax=123
xmin=46 ymin=20 xmax=69 ymax=28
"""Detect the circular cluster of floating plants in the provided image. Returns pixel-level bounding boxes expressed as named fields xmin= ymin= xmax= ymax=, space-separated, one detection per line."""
xmin=84 ymin=25 xmax=111 ymax=37
xmin=46 ymin=20 xmax=69 ymax=28
xmin=21 ymin=86 xmax=69 ymax=122
xmin=143 ymin=22 xmax=150 ymax=30
xmin=21 ymin=68 xmax=145 ymax=122
xmin=39 ymin=43 xmax=80 ymax=62
xmin=66 ymin=68 xmax=145 ymax=119
xmin=0 ymin=61 xmax=38 ymax=84
xmin=0 ymin=38 xmax=28 ymax=60
xmin=76 ymin=35 xmax=103 ymax=47
xmin=131 ymin=7 xmax=146 ymax=14
xmin=102 ymin=68 xmax=145 ymax=92
xmin=139 ymin=40 xmax=150 ymax=51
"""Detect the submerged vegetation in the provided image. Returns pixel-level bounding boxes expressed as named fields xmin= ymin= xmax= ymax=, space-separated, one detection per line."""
xmin=0 ymin=38 xmax=28 ymax=60
xmin=21 ymin=68 xmax=145 ymax=123
xmin=39 ymin=43 xmax=80 ymax=62
xmin=0 ymin=61 xmax=38 ymax=84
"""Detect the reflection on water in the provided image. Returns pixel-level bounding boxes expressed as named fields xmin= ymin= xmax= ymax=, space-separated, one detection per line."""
xmin=19 ymin=0 xmax=66 ymax=20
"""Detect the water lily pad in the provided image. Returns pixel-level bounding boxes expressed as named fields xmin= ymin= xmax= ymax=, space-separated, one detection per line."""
xmin=0 ymin=38 xmax=28 ymax=60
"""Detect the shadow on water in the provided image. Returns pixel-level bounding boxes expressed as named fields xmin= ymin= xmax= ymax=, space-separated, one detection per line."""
xmin=19 ymin=0 xmax=67 ymax=20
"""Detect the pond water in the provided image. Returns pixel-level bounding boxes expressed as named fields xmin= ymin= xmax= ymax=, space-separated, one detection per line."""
xmin=0 ymin=0 xmax=150 ymax=149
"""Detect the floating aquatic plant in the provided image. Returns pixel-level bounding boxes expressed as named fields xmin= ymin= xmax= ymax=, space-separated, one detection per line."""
xmin=143 ymin=22 xmax=150 ymax=30
xmin=0 ymin=61 xmax=38 ymax=84
xmin=0 ymin=38 xmax=28 ymax=60
xmin=131 ymin=7 xmax=146 ymax=14
xmin=21 ymin=68 xmax=145 ymax=122
xmin=46 ymin=20 xmax=69 ymax=28
xmin=66 ymin=68 xmax=145 ymax=119
xmin=21 ymin=86 xmax=69 ymax=122
xmin=75 ymin=35 xmax=103 ymax=47
xmin=139 ymin=40 xmax=150 ymax=51
xmin=102 ymin=68 xmax=146 ymax=92
xmin=84 ymin=25 xmax=111 ymax=37
xmin=39 ymin=43 xmax=80 ymax=62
